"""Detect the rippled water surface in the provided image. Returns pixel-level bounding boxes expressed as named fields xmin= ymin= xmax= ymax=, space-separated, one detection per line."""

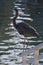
xmin=0 ymin=0 xmax=43 ymax=65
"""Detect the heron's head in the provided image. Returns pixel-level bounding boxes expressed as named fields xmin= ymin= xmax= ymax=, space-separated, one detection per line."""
xmin=11 ymin=8 xmax=18 ymax=25
xmin=14 ymin=8 xmax=18 ymax=19
xmin=14 ymin=8 xmax=18 ymax=13
xmin=11 ymin=8 xmax=18 ymax=21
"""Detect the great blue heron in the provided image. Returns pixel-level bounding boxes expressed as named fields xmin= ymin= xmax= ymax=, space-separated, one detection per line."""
xmin=12 ymin=8 xmax=40 ymax=48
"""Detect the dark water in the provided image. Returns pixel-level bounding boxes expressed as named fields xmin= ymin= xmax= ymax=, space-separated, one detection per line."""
xmin=0 ymin=0 xmax=43 ymax=65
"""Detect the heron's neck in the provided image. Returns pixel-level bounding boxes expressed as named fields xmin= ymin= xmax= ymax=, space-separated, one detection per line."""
xmin=13 ymin=11 xmax=18 ymax=25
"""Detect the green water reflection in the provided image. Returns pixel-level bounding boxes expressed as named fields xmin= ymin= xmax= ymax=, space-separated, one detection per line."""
xmin=0 ymin=0 xmax=43 ymax=65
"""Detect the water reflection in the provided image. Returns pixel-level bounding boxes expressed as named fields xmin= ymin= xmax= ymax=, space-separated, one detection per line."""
xmin=0 ymin=0 xmax=43 ymax=65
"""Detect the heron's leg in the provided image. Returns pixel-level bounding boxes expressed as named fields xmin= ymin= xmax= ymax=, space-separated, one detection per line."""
xmin=23 ymin=37 xmax=28 ymax=51
xmin=24 ymin=37 xmax=30 ymax=51
xmin=22 ymin=37 xmax=26 ymax=51
xmin=23 ymin=38 xmax=25 ymax=52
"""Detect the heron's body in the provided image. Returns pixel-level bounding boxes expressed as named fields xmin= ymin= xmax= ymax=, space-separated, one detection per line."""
xmin=14 ymin=22 xmax=39 ymax=37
